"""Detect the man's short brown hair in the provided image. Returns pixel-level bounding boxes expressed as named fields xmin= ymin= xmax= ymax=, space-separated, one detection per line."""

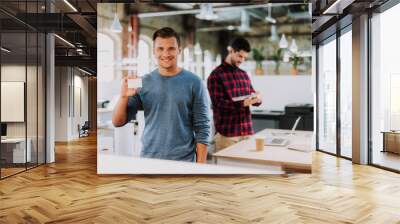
xmin=230 ymin=37 xmax=251 ymax=53
xmin=152 ymin=27 xmax=181 ymax=47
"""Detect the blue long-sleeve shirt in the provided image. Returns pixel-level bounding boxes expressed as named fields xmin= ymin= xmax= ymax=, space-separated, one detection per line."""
xmin=126 ymin=69 xmax=210 ymax=162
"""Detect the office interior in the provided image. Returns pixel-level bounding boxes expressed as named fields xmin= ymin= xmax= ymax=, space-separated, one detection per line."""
xmin=0 ymin=1 xmax=47 ymax=178
xmin=97 ymin=3 xmax=313 ymax=162
xmin=0 ymin=0 xmax=400 ymax=222
xmin=0 ymin=0 xmax=97 ymax=179
xmin=314 ymin=0 xmax=400 ymax=172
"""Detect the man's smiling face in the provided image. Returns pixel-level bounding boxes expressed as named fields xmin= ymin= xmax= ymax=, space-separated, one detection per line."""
xmin=153 ymin=37 xmax=180 ymax=70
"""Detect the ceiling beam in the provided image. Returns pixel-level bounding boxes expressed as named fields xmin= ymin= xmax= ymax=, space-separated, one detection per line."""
xmin=322 ymin=0 xmax=355 ymax=14
xmin=55 ymin=55 xmax=96 ymax=71
xmin=67 ymin=14 xmax=97 ymax=39
xmin=138 ymin=3 xmax=304 ymax=18
xmin=86 ymin=0 xmax=97 ymax=12
xmin=312 ymin=15 xmax=334 ymax=33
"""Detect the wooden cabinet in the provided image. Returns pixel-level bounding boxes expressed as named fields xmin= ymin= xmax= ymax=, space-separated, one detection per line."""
xmin=382 ymin=131 xmax=400 ymax=154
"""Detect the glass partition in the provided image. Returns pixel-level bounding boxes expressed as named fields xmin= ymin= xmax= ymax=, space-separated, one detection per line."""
xmin=371 ymin=3 xmax=400 ymax=171
xmin=0 ymin=1 xmax=46 ymax=179
xmin=1 ymin=30 xmax=28 ymax=177
xmin=339 ymin=28 xmax=352 ymax=158
xmin=317 ymin=36 xmax=337 ymax=154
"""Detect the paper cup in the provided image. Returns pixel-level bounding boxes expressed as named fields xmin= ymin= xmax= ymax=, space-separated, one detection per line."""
xmin=255 ymin=135 xmax=265 ymax=151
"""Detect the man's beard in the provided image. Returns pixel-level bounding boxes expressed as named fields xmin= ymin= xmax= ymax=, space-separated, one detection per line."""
xmin=230 ymin=58 xmax=239 ymax=68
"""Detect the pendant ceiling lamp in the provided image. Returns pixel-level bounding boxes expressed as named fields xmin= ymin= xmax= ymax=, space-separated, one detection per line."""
xmin=279 ymin=34 xmax=288 ymax=49
xmin=110 ymin=3 xmax=122 ymax=33
xmin=290 ymin=39 xmax=298 ymax=53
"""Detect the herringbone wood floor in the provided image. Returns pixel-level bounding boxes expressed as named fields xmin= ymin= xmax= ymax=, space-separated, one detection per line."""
xmin=1 ymin=135 xmax=400 ymax=224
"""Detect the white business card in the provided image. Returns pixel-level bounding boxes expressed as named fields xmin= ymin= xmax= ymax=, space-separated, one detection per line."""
xmin=128 ymin=78 xmax=142 ymax=88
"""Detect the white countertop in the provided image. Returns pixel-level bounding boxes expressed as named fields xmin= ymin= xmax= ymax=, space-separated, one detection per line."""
xmin=97 ymin=153 xmax=284 ymax=175
xmin=213 ymin=129 xmax=314 ymax=172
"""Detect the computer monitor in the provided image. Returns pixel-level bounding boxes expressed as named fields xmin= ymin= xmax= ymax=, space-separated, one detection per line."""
xmin=1 ymin=123 xmax=7 ymax=137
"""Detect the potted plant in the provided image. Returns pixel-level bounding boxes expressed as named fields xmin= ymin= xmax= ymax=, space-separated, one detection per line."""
xmin=252 ymin=47 xmax=265 ymax=75
xmin=270 ymin=48 xmax=283 ymax=75
xmin=290 ymin=54 xmax=302 ymax=75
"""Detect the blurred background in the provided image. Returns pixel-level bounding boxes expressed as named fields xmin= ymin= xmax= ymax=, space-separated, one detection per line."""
xmin=97 ymin=3 xmax=313 ymax=158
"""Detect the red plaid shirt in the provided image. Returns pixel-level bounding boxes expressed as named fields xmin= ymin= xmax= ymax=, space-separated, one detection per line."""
xmin=207 ymin=62 xmax=261 ymax=137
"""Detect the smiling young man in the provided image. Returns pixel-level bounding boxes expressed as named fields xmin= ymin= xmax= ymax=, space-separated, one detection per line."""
xmin=207 ymin=37 xmax=262 ymax=151
xmin=112 ymin=27 xmax=210 ymax=163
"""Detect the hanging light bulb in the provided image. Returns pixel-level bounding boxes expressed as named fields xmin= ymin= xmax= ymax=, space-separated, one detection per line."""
xmin=238 ymin=10 xmax=250 ymax=32
xmin=110 ymin=4 xmax=122 ymax=33
xmin=290 ymin=38 xmax=298 ymax=53
xmin=111 ymin=14 xmax=122 ymax=33
xmin=279 ymin=34 xmax=288 ymax=48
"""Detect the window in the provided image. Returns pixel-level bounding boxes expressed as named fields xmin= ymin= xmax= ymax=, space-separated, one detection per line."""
xmin=137 ymin=37 xmax=152 ymax=76
xmin=0 ymin=1 xmax=46 ymax=179
xmin=318 ymin=37 xmax=337 ymax=154
xmin=340 ymin=29 xmax=352 ymax=158
xmin=371 ymin=2 xmax=400 ymax=171
xmin=390 ymin=74 xmax=400 ymax=130
xmin=98 ymin=33 xmax=115 ymax=82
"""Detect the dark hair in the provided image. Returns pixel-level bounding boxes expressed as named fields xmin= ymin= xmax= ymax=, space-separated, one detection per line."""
xmin=152 ymin=27 xmax=181 ymax=47
xmin=230 ymin=37 xmax=251 ymax=52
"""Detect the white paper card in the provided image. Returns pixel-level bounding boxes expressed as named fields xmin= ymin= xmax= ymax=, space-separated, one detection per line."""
xmin=128 ymin=78 xmax=142 ymax=88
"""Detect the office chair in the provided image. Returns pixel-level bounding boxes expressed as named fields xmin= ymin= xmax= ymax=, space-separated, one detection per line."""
xmin=78 ymin=121 xmax=90 ymax=138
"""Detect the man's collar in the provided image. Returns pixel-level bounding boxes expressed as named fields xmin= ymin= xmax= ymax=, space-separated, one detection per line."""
xmin=222 ymin=60 xmax=237 ymax=69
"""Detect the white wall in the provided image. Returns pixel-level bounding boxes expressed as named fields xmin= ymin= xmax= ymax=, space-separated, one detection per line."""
xmin=97 ymin=79 xmax=145 ymax=156
xmin=55 ymin=67 xmax=69 ymax=141
xmin=1 ymin=65 xmax=41 ymax=137
xmin=55 ymin=67 xmax=89 ymax=141
xmin=250 ymin=75 xmax=313 ymax=111
xmin=1 ymin=66 xmax=25 ymax=130
xmin=1 ymin=64 xmax=46 ymax=163
xmin=71 ymin=74 xmax=89 ymax=138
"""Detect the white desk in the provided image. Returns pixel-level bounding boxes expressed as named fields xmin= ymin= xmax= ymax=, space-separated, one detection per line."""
xmin=213 ymin=129 xmax=314 ymax=173
xmin=98 ymin=153 xmax=284 ymax=175
xmin=1 ymin=138 xmax=31 ymax=163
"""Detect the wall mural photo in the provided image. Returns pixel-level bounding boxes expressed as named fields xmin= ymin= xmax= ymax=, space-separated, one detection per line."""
xmin=97 ymin=2 xmax=313 ymax=174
